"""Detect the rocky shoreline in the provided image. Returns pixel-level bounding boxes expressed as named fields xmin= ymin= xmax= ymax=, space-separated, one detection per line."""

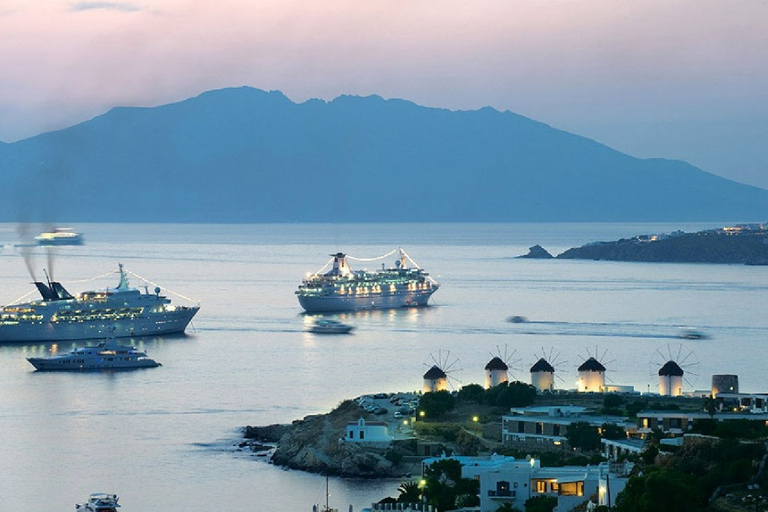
xmin=240 ymin=399 xmax=419 ymax=478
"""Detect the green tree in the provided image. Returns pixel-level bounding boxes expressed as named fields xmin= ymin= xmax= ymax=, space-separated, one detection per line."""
xmin=422 ymin=459 xmax=479 ymax=512
xmin=703 ymin=395 xmax=719 ymax=417
xmin=614 ymin=468 xmax=698 ymax=512
xmin=565 ymin=421 xmax=601 ymax=451
xmin=457 ymin=383 xmax=485 ymax=403
xmin=625 ymin=399 xmax=648 ymax=418
xmin=602 ymin=393 xmax=626 ymax=415
xmin=419 ymin=390 xmax=455 ymax=418
xmin=485 ymin=381 xmax=537 ymax=408
xmin=600 ymin=422 xmax=626 ymax=440
xmin=396 ymin=481 xmax=421 ymax=504
xmin=495 ymin=504 xmax=523 ymax=512
xmin=524 ymin=495 xmax=557 ymax=512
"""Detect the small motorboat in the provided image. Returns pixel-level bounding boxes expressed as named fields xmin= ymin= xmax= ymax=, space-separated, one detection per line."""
xmin=75 ymin=493 xmax=120 ymax=512
xmin=678 ymin=327 xmax=707 ymax=340
xmin=507 ymin=315 xmax=528 ymax=323
xmin=309 ymin=319 xmax=354 ymax=334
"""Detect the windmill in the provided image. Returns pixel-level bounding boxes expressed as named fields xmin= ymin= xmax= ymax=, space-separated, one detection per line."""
xmin=576 ymin=346 xmax=614 ymax=393
xmin=422 ymin=349 xmax=462 ymax=393
xmin=649 ymin=343 xmax=700 ymax=396
xmin=484 ymin=344 xmax=523 ymax=389
xmin=529 ymin=347 xmax=567 ymax=392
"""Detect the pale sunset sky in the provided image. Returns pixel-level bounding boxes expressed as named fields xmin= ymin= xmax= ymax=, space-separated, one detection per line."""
xmin=1 ymin=0 xmax=766 ymax=187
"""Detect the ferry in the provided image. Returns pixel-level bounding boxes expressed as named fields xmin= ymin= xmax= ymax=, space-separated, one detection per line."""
xmin=34 ymin=227 xmax=84 ymax=246
xmin=296 ymin=248 xmax=439 ymax=313
xmin=0 ymin=264 xmax=199 ymax=342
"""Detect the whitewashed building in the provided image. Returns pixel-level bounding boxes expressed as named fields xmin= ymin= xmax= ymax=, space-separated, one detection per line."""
xmin=345 ymin=418 xmax=392 ymax=447
xmin=422 ymin=454 xmax=629 ymax=512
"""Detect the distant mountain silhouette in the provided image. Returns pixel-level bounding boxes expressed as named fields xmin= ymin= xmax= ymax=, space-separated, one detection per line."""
xmin=1 ymin=86 xmax=766 ymax=223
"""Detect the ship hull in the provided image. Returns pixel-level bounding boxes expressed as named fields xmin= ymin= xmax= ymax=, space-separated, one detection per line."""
xmin=298 ymin=290 xmax=436 ymax=313
xmin=27 ymin=358 xmax=160 ymax=371
xmin=0 ymin=308 xmax=199 ymax=343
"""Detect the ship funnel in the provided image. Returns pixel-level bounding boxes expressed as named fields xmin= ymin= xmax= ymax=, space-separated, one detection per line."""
xmin=34 ymin=282 xmax=58 ymax=301
xmin=50 ymin=282 xmax=74 ymax=300
xmin=328 ymin=253 xmax=351 ymax=277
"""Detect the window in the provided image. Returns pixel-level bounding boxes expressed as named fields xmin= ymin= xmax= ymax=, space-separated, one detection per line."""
xmin=553 ymin=425 xmax=561 ymax=436
xmin=496 ymin=481 xmax=511 ymax=496
xmin=359 ymin=431 xmax=365 ymax=440
xmin=536 ymin=423 xmax=543 ymax=435
xmin=559 ymin=482 xmax=583 ymax=496
xmin=518 ymin=421 xmax=525 ymax=433
xmin=349 ymin=430 xmax=354 ymax=439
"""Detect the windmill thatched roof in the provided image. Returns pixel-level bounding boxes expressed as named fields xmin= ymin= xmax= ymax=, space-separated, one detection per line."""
xmin=485 ymin=356 xmax=509 ymax=371
xmin=578 ymin=356 xmax=606 ymax=372
xmin=423 ymin=365 xmax=447 ymax=380
xmin=530 ymin=358 xmax=555 ymax=373
xmin=658 ymin=360 xmax=684 ymax=376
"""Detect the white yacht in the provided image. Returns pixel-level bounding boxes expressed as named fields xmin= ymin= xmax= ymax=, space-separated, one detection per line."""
xmin=27 ymin=329 xmax=161 ymax=371
xmin=75 ymin=493 xmax=120 ymax=512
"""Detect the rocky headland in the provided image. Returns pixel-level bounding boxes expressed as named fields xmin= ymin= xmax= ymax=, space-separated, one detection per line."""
xmin=240 ymin=399 xmax=415 ymax=478
xmin=523 ymin=224 xmax=768 ymax=264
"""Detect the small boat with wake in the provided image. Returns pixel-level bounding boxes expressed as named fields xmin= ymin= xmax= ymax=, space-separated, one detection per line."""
xmin=678 ymin=327 xmax=708 ymax=340
xmin=27 ymin=328 xmax=161 ymax=371
xmin=75 ymin=493 xmax=120 ymax=512
xmin=308 ymin=319 xmax=355 ymax=334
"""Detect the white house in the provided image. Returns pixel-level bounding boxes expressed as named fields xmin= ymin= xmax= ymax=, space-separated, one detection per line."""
xmin=422 ymin=454 xmax=629 ymax=512
xmin=345 ymin=418 xmax=391 ymax=446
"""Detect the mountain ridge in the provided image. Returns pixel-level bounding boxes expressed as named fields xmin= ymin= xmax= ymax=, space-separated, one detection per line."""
xmin=0 ymin=86 xmax=765 ymax=223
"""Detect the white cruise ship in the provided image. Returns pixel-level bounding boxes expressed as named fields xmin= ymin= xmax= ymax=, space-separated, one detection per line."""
xmin=0 ymin=264 xmax=199 ymax=342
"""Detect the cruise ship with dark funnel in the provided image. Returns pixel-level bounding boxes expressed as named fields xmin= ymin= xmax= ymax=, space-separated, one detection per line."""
xmin=0 ymin=264 xmax=199 ymax=342
xmin=296 ymin=248 xmax=439 ymax=312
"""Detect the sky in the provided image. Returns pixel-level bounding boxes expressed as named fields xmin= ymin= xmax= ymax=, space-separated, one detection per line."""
xmin=1 ymin=0 xmax=767 ymax=188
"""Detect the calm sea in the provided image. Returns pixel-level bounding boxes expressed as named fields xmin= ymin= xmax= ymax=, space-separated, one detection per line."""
xmin=0 ymin=222 xmax=765 ymax=512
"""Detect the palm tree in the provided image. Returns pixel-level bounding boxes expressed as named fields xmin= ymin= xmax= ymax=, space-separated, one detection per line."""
xmin=397 ymin=481 xmax=421 ymax=504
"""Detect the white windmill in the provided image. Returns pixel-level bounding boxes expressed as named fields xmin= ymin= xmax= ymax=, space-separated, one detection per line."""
xmin=484 ymin=345 xmax=522 ymax=389
xmin=530 ymin=347 xmax=567 ymax=392
xmin=577 ymin=346 xmax=614 ymax=393
xmin=650 ymin=343 xmax=700 ymax=396
xmin=422 ymin=350 xmax=462 ymax=393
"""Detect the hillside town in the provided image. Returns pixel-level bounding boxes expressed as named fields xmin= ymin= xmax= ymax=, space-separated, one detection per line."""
xmin=245 ymin=353 xmax=768 ymax=512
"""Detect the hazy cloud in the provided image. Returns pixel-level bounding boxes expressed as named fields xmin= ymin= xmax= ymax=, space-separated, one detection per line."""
xmin=71 ymin=2 xmax=140 ymax=12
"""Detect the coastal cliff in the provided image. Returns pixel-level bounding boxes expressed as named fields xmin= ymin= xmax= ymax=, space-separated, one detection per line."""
xmin=241 ymin=400 xmax=406 ymax=478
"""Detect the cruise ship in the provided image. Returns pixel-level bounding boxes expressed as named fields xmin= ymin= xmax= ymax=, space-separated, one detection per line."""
xmin=296 ymin=248 xmax=439 ymax=312
xmin=0 ymin=264 xmax=199 ymax=342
